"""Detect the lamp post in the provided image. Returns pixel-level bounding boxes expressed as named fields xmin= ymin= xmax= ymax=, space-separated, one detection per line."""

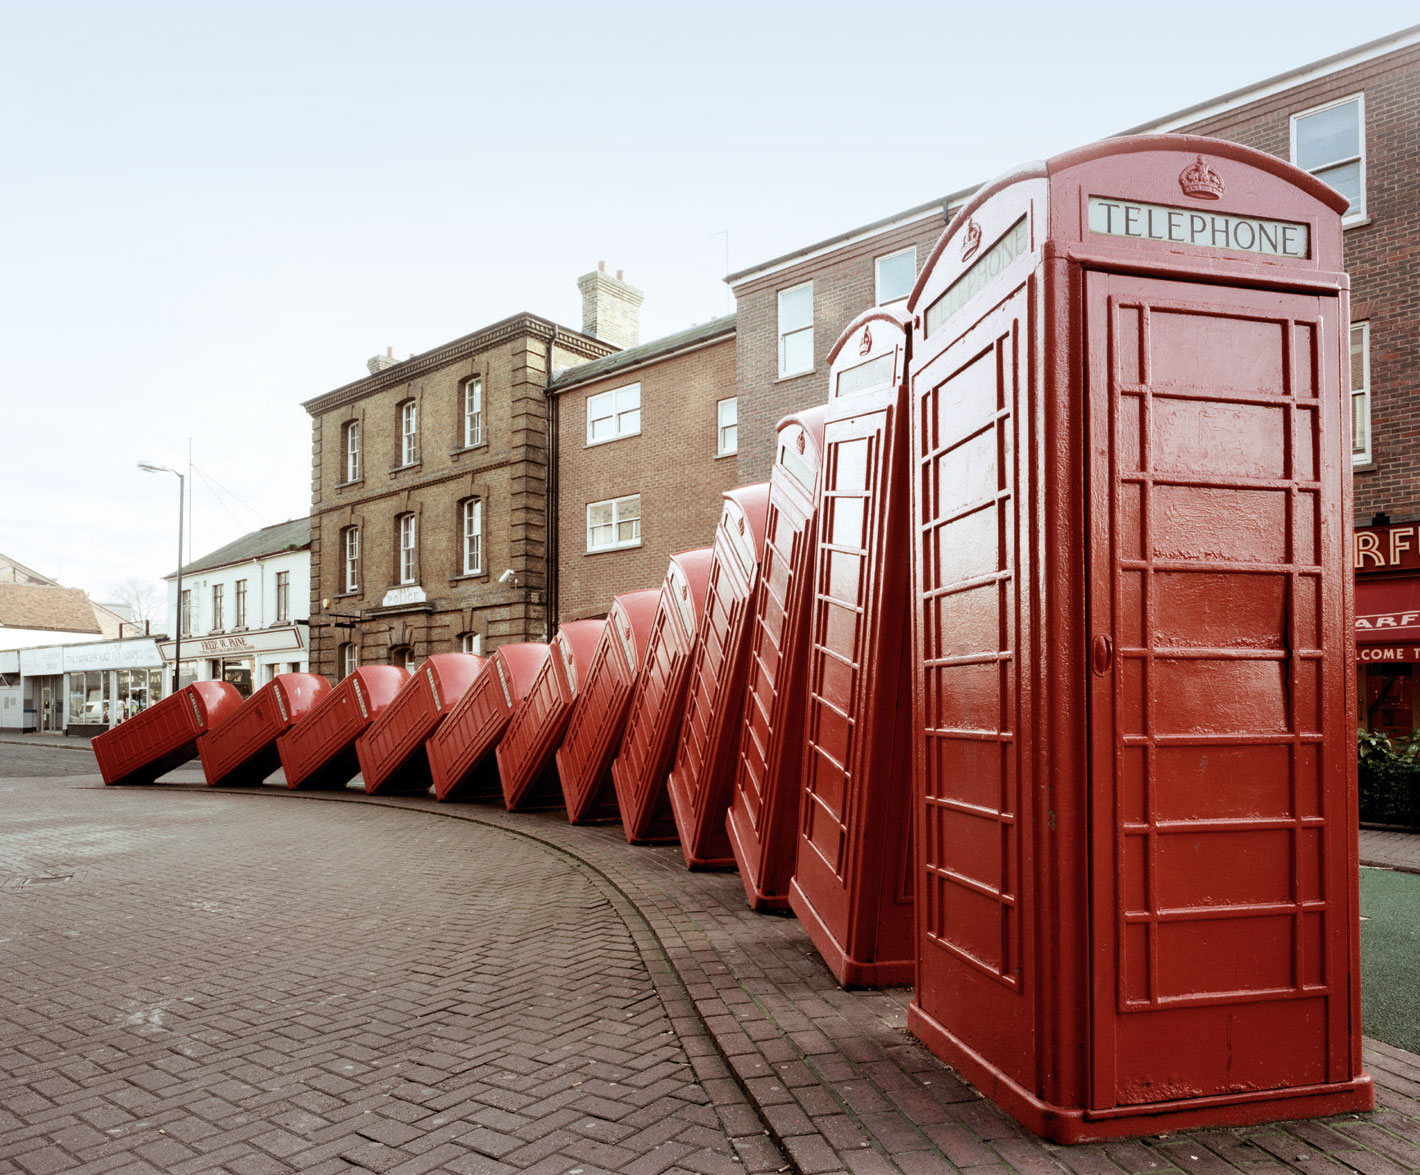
xmin=138 ymin=462 xmax=185 ymax=694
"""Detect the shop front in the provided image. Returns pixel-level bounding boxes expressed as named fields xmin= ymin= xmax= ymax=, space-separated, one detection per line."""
xmin=15 ymin=639 xmax=167 ymax=736
xmin=157 ymin=623 xmax=308 ymax=700
xmin=1355 ymin=520 xmax=1420 ymax=736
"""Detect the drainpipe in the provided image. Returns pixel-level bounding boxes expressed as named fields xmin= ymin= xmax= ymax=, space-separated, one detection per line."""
xmin=545 ymin=333 xmax=559 ymax=638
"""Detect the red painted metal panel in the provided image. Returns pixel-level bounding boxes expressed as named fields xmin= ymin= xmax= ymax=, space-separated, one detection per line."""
xmin=666 ymin=484 xmax=771 ymax=869
xmin=92 ymin=681 xmax=242 ymax=785
xmin=496 ymin=622 xmax=604 ymax=810
xmin=727 ymin=408 xmax=828 ymax=908
xmin=278 ymin=666 xmax=409 ymax=790
xmin=428 ymin=644 xmax=540 ymax=802
xmin=557 ymin=589 xmax=662 ymax=823
xmin=787 ymin=308 xmax=916 ymax=988
xmin=197 ymin=673 xmax=330 ymax=787
xmin=904 ymin=135 xmax=1369 ymax=1141
xmin=356 ymin=653 xmax=485 ymax=795
xmin=611 ymin=549 xmax=715 ymax=844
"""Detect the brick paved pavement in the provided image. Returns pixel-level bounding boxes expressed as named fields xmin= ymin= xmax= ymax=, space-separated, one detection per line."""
xmin=1 ymin=740 xmax=1419 ymax=1175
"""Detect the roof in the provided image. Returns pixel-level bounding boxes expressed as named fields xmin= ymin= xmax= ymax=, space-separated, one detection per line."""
xmin=547 ymin=315 xmax=736 ymax=393
xmin=166 ymin=518 xmax=311 ymax=580
xmin=0 ymin=554 xmax=62 ymax=587
xmin=0 ymin=585 xmax=103 ymax=634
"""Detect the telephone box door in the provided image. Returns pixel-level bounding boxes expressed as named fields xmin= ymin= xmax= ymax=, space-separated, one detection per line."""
xmin=1085 ymin=272 xmax=1351 ymax=1109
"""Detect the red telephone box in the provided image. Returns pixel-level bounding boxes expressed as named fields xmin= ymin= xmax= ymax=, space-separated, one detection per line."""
xmin=356 ymin=653 xmax=485 ymax=795
xmin=428 ymin=643 xmax=544 ymax=802
xmin=197 ymin=672 xmax=329 ymax=787
xmin=611 ymin=548 xmax=715 ymax=844
xmin=277 ymin=666 xmax=409 ymax=790
xmin=666 ymin=484 xmax=772 ymax=869
xmin=496 ymin=622 xmax=604 ymax=810
xmin=557 ymin=589 xmax=662 ymax=823
xmin=906 ymin=135 xmax=1370 ymax=1141
xmin=788 ymin=306 xmax=916 ymax=988
xmin=93 ymin=681 xmax=243 ymax=786
xmin=726 ymin=408 xmax=829 ymax=908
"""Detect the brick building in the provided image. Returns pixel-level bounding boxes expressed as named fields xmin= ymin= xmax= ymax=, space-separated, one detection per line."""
xmin=303 ymin=309 xmax=615 ymax=679
xmin=549 ymin=315 xmax=738 ymax=620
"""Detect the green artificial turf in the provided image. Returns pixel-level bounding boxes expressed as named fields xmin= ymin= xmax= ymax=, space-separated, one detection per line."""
xmin=1359 ymin=864 xmax=1420 ymax=1054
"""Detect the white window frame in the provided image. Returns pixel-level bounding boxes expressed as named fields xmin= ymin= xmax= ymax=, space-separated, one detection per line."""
xmin=275 ymin=571 xmax=290 ymax=622
xmin=875 ymin=246 xmax=916 ymax=305
xmin=235 ymin=578 xmax=247 ymax=628
xmin=398 ymin=513 xmax=417 ymax=584
xmin=211 ymin=583 xmax=224 ymax=632
xmin=777 ymin=281 xmax=813 ymax=377
xmin=587 ymin=494 xmax=641 ymax=553
xmin=179 ymin=589 xmax=191 ymax=636
xmin=717 ymin=397 xmax=738 ymax=457
xmin=461 ymin=498 xmax=483 ymax=576
xmin=343 ymin=526 xmax=360 ymax=593
xmin=400 ymin=400 xmax=419 ymax=466
xmin=586 ymin=382 xmax=641 ymax=445
xmin=340 ymin=642 xmax=357 ymax=679
xmin=1351 ymin=321 xmax=1371 ymax=466
xmin=1290 ymin=93 xmax=1366 ymax=224
xmin=463 ymin=377 xmax=483 ymax=448
xmin=345 ymin=420 xmax=361 ymax=482
xmin=460 ymin=632 xmax=482 ymax=655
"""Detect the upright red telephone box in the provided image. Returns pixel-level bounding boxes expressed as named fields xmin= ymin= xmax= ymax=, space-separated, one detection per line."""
xmin=788 ymin=307 xmax=916 ymax=988
xmin=497 ymin=623 xmax=604 ymax=810
xmin=93 ymin=681 xmax=243 ymax=786
xmin=666 ymin=484 xmax=772 ymax=868
xmin=278 ymin=666 xmax=409 ymax=790
xmin=198 ymin=672 xmax=330 ymax=787
xmin=726 ymin=407 xmax=828 ymax=909
xmin=356 ymin=653 xmax=485 ymax=795
xmin=906 ymin=135 xmax=1370 ymax=1141
xmin=612 ymin=548 xmax=715 ymax=844
xmin=427 ymin=643 xmax=545 ymax=802
xmin=557 ymin=588 xmax=662 ymax=823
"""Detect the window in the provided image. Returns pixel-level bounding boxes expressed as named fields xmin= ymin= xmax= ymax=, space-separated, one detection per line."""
xmin=339 ymin=642 xmax=357 ymax=679
xmin=398 ymin=513 xmax=417 ymax=584
xmin=717 ymin=397 xmax=738 ymax=456
xmin=235 ymin=579 xmax=248 ymax=628
xmin=211 ymin=584 xmax=224 ymax=631
xmin=1292 ymin=94 xmax=1365 ymax=221
xmin=459 ymin=632 xmax=482 ymax=655
xmin=1352 ymin=322 xmax=1371 ymax=465
xmin=392 ymin=646 xmax=416 ymax=673
xmin=342 ymin=526 xmax=360 ymax=592
xmin=399 ymin=400 xmax=419 ymax=466
xmin=587 ymin=382 xmax=641 ymax=444
xmin=275 ymin=571 xmax=290 ymax=622
xmin=876 ymin=247 xmax=916 ymax=305
xmin=463 ymin=377 xmax=483 ymax=448
xmin=587 ymin=495 xmax=641 ymax=552
xmin=461 ymin=499 xmax=483 ymax=576
xmin=179 ymin=589 xmax=191 ymax=636
xmin=778 ymin=282 xmax=813 ymax=377
xmin=344 ymin=420 xmax=361 ymax=482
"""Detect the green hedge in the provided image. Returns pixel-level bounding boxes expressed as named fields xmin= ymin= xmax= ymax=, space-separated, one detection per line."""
xmin=1358 ymin=729 xmax=1420 ymax=828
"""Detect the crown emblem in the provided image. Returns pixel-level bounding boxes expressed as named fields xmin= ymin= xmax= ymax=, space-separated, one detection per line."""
xmin=1179 ymin=155 xmax=1224 ymax=200
xmin=795 ymin=432 xmax=806 ymax=454
xmin=737 ymin=515 xmax=745 ymax=534
xmin=961 ymin=218 xmax=982 ymax=262
xmin=680 ymin=583 xmax=688 ymax=600
xmin=859 ymin=325 xmax=873 ymax=356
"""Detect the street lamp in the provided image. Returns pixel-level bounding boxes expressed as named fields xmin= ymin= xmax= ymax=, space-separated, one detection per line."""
xmin=138 ymin=462 xmax=185 ymax=694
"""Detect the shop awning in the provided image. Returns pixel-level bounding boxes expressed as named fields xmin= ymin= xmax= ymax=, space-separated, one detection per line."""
xmin=1356 ymin=576 xmax=1420 ymax=661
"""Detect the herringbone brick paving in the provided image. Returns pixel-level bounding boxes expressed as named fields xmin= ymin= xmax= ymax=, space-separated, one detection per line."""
xmin=2 ymin=741 xmax=1418 ymax=1175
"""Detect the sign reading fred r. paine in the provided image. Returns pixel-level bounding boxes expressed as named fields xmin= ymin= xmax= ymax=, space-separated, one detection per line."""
xmin=1088 ymin=197 xmax=1310 ymax=259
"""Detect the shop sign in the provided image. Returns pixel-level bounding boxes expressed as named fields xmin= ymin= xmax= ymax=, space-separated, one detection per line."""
xmin=17 ymin=640 xmax=162 ymax=675
xmin=157 ymin=625 xmax=305 ymax=661
xmin=1355 ymin=523 xmax=1420 ymax=573
xmin=1359 ymin=645 xmax=1420 ymax=663
xmin=1087 ymin=197 xmax=1310 ymax=258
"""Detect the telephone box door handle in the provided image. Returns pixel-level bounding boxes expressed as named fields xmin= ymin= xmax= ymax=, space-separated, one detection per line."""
xmin=1091 ymin=634 xmax=1113 ymax=676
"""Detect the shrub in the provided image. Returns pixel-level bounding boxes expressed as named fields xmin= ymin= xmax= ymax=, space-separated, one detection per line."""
xmin=1357 ymin=728 xmax=1420 ymax=828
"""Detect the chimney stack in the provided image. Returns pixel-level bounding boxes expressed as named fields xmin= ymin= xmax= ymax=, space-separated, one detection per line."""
xmin=577 ymin=263 xmax=644 ymax=350
xmin=366 ymin=346 xmax=397 ymax=375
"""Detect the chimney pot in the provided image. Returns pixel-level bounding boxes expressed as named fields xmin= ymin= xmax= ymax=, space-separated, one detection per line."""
xmin=616 ymin=269 xmax=624 ymax=281
xmin=598 ymin=260 xmax=606 ymax=273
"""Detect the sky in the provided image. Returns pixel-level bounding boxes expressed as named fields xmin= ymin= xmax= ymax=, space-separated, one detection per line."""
xmin=2 ymin=0 xmax=1415 ymax=618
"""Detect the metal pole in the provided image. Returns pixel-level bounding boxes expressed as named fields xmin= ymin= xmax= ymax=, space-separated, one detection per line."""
xmin=174 ymin=471 xmax=184 ymax=694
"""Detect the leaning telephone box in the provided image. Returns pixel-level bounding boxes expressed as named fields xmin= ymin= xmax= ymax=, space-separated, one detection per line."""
xmin=428 ymin=643 xmax=543 ymax=802
xmin=557 ymin=589 xmax=663 ymax=823
xmin=666 ymin=484 xmax=772 ymax=869
xmin=277 ymin=666 xmax=409 ymax=790
xmin=905 ymin=135 xmax=1370 ymax=1141
xmin=93 ymin=681 xmax=243 ymax=786
xmin=611 ymin=548 xmax=715 ymax=844
xmin=726 ymin=408 xmax=829 ymax=908
xmin=356 ymin=653 xmax=485 ymax=795
xmin=197 ymin=673 xmax=329 ymax=787
xmin=788 ymin=306 xmax=916 ymax=988
xmin=497 ymin=627 xmax=604 ymax=809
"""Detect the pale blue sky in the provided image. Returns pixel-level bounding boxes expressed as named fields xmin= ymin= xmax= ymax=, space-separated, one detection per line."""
xmin=2 ymin=1 xmax=1413 ymax=612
